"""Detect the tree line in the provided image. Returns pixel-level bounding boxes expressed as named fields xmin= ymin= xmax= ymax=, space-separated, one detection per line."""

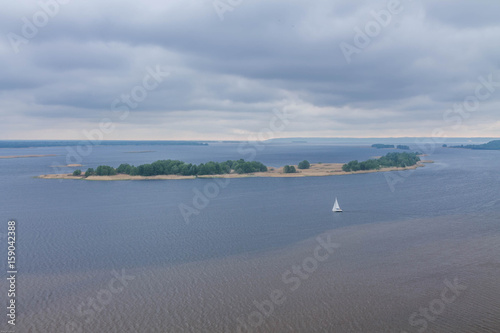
xmin=342 ymin=152 xmax=421 ymax=172
xmin=282 ymin=160 xmax=310 ymax=173
xmin=79 ymin=159 xmax=268 ymax=177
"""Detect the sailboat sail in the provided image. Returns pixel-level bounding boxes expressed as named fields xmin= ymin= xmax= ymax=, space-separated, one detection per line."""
xmin=332 ymin=197 xmax=342 ymax=212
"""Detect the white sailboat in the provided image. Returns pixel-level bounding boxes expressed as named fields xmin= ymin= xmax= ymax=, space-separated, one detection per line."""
xmin=332 ymin=197 xmax=343 ymax=212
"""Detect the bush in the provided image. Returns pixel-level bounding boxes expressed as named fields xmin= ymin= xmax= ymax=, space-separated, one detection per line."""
xmin=72 ymin=169 xmax=82 ymax=176
xmin=298 ymin=160 xmax=310 ymax=169
xmin=283 ymin=165 xmax=296 ymax=173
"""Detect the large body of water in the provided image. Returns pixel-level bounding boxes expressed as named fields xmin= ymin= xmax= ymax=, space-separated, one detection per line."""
xmin=0 ymin=142 xmax=499 ymax=332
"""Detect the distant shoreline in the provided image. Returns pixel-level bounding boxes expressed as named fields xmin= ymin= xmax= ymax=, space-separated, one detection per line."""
xmin=0 ymin=154 xmax=58 ymax=159
xmin=37 ymin=161 xmax=433 ymax=181
xmin=448 ymin=139 xmax=500 ymax=150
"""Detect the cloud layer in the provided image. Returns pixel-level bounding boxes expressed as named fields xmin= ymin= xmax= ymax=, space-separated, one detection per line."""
xmin=1 ymin=0 xmax=499 ymax=140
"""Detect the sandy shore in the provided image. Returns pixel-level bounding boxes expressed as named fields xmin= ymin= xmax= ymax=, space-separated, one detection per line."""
xmin=0 ymin=154 xmax=58 ymax=159
xmin=37 ymin=161 xmax=432 ymax=180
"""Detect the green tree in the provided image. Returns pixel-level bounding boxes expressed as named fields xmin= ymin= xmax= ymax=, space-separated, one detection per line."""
xmin=84 ymin=168 xmax=95 ymax=177
xmin=72 ymin=169 xmax=82 ymax=176
xmin=116 ymin=163 xmax=133 ymax=174
xmin=95 ymin=165 xmax=117 ymax=176
xmin=137 ymin=164 xmax=154 ymax=176
xmin=343 ymin=160 xmax=360 ymax=172
xmin=283 ymin=165 xmax=296 ymax=173
xmin=298 ymin=160 xmax=310 ymax=169
xmin=130 ymin=166 xmax=139 ymax=176
xmin=180 ymin=164 xmax=191 ymax=176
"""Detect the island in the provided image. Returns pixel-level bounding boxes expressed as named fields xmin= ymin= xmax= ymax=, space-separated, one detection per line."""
xmin=371 ymin=144 xmax=410 ymax=150
xmin=450 ymin=140 xmax=500 ymax=150
xmin=372 ymin=144 xmax=395 ymax=149
xmin=38 ymin=153 xmax=432 ymax=180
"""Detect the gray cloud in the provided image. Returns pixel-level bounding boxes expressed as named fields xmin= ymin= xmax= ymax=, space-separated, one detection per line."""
xmin=0 ymin=0 xmax=499 ymax=140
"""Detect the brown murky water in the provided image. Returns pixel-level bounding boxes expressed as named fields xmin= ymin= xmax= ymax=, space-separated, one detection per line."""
xmin=18 ymin=212 xmax=500 ymax=333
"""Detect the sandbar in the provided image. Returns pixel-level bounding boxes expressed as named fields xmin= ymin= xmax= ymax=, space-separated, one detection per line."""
xmin=51 ymin=163 xmax=83 ymax=167
xmin=124 ymin=150 xmax=156 ymax=153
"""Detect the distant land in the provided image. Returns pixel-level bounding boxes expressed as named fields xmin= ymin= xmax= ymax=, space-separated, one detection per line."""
xmin=372 ymin=144 xmax=395 ymax=149
xmin=265 ymin=137 xmax=498 ymax=145
xmin=2 ymin=138 xmax=499 ymax=149
xmin=450 ymin=140 xmax=500 ymax=150
xmin=0 ymin=140 xmax=209 ymax=149
xmin=372 ymin=144 xmax=410 ymax=150
xmin=0 ymin=154 xmax=58 ymax=159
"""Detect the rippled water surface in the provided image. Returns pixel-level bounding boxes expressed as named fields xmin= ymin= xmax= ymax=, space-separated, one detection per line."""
xmin=0 ymin=142 xmax=499 ymax=332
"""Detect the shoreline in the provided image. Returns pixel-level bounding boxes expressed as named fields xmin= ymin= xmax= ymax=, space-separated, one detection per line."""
xmin=0 ymin=154 xmax=58 ymax=159
xmin=37 ymin=161 xmax=433 ymax=181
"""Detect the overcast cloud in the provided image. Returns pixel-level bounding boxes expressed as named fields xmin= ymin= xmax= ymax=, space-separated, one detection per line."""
xmin=1 ymin=0 xmax=499 ymax=140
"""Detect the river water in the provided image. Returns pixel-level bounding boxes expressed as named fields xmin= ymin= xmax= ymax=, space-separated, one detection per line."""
xmin=0 ymin=142 xmax=498 ymax=332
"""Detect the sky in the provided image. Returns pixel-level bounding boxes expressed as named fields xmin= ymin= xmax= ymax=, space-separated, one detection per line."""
xmin=1 ymin=0 xmax=499 ymax=140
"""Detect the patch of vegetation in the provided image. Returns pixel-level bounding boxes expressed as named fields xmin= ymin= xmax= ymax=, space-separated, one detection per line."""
xmin=84 ymin=168 xmax=95 ymax=177
xmin=95 ymin=165 xmax=117 ymax=176
xmin=297 ymin=160 xmax=310 ymax=169
xmin=85 ymin=159 xmax=267 ymax=177
xmin=396 ymin=145 xmax=410 ymax=150
xmin=283 ymin=165 xmax=297 ymax=173
xmin=72 ymin=169 xmax=81 ymax=176
xmin=342 ymin=152 xmax=421 ymax=172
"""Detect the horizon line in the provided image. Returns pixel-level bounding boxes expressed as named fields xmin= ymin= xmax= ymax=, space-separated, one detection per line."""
xmin=0 ymin=136 xmax=499 ymax=141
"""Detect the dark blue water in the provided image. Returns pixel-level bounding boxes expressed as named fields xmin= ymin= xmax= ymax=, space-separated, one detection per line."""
xmin=1 ymin=143 xmax=499 ymax=277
